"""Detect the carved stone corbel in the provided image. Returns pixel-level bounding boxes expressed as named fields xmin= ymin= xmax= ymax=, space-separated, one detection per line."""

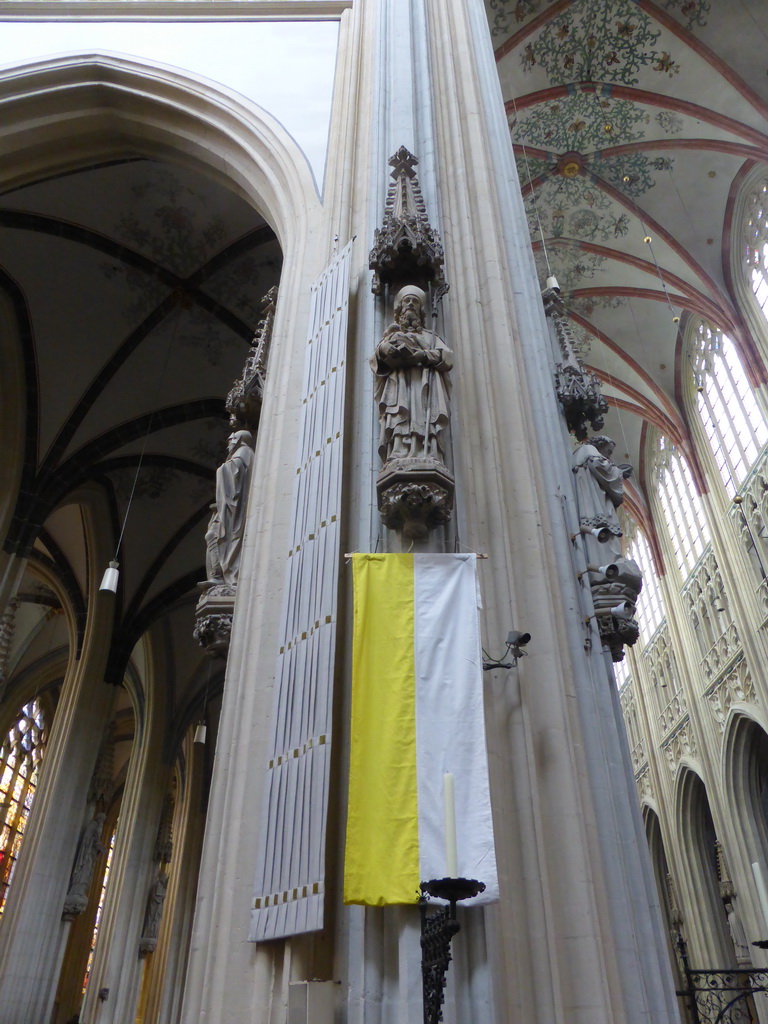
xmin=193 ymin=605 xmax=233 ymax=656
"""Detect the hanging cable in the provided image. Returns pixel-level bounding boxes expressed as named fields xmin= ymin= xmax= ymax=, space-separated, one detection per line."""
xmin=509 ymin=93 xmax=553 ymax=278
xmin=100 ymin=300 xmax=185 ymax=592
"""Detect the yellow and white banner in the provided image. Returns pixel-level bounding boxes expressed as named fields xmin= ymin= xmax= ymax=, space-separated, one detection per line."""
xmin=344 ymin=553 xmax=498 ymax=906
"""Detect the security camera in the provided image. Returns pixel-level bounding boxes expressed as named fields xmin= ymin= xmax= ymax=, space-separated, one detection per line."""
xmin=596 ymin=602 xmax=635 ymax=620
xmin=580 ymin=525 xmax=611 ymax=543
xmin=507 ymin=631 xmax=531 ymax=647
xmin=586 ymin=562 xmax=619 ymax=580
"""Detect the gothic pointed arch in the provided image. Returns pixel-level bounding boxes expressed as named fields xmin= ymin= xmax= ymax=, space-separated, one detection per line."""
xmin=0 ymin=52 xmax=320 ymax=249
xmin=675 ymin=767 xmax=733 ymax=965
xmin=722 ymin=711 xmax=768 ymax=894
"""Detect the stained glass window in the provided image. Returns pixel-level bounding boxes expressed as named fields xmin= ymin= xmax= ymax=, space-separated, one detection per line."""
xmin=655 ymin=437 xmax=710 ymax=580
xmin=0 ymin=699 xmax=46 ymax=914
xmin=691 ymin=321 xmax=768 ymax=495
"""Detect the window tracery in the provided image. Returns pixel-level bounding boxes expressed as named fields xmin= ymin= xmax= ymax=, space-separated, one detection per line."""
xmin=0 ymin=698 xmax=46 ymax=913
xmin=691 ymin=320 xmax=768 ymax=495
xmin=625 ymin=526 xmax=665 ymax=644
xmin=654 ymin=436 xmax=710 ymax=580
xmin=744 ymin=177 xmax=768 ymax=322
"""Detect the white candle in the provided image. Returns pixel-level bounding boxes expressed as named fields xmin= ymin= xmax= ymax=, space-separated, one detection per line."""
xmin=752 ymin=862 xmax=768 ymax=930
xmin=443 ymin=772 xmax=458 ymax=878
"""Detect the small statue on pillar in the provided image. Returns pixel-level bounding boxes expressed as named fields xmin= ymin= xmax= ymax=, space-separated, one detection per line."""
xmin=572 ymin=435 xmax=642 ymax=661
xmin=195 ymin=288 xmax=276 ymax=657
xmin=203 ymin=429 xmax=255 ymax=589
xmin=139 ymin=870 xmax=169 ymax=955
xmin=194 ymin=429 xmax=255 ymax=656
xmin=372 ymin=285 xmax=453 ymax=464
xmin=369 ymin=148 xmax=454 ymax=539
xmin=63 ymin=812 xmax=106 ymax=918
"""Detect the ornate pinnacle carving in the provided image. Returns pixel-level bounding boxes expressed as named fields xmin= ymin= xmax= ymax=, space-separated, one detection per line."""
xmin=369 ymin=148 xmax=446 ymax=296
xmin=0 ymin=598 xmax=18 ymax=689
xmin=545 ymin=287 xmax=608 ymax=441
xmin=226 ymin=286 xmax=278 ymax=430
xmin=154 ymin=796 xmax=175 ymax=864
xmin=88 ymin=724 xmax=116 ymax=807
xmin=716 ymin=840 xmax=736 ymax=900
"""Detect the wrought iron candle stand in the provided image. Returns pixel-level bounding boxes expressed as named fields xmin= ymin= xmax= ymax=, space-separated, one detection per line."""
xmin=420 ymin=877 xmax=485 ymax=1024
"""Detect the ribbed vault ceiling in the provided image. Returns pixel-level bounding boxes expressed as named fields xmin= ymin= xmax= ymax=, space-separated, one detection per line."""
xmin=2 ymin=154 xmax=280 ymax=711
xmin=486 ymin=0 xmax=768 ymax=503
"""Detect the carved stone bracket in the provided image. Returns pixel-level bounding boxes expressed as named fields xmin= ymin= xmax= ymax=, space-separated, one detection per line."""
xmin=377 ymin=459 xmax=454 ymax=540
xmin=194 ymin=583 xmax=235 ymax=656
xmin=369 ymin=148 xmax=445 ymax=296
xmin=226 ymin=285 xmax=278 ymax=430
xmin=591 ymin=558 xmax=643 ymax=662
xmin=62 ymin=894 xmax=89 ymax=920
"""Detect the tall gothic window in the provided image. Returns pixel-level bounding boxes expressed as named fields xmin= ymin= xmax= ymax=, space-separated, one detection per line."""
xmin=691 ymin=321 xmax=768 ymax=495
xmin=745 ymin=177 xmax=768 ymax=321
xmin=655 ymin=437 xmax=710 ymax=580
xmin=625 ymin=527 xmax=664 ymax=644
xmin=0 ymin=699 xmax=46 ymax=913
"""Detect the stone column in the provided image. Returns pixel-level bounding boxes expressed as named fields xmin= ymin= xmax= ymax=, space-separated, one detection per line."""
xmin=0 ymin=570 xmax=116 ymax=1024
xmin=79 ymin=642 xmax=172 ymax=1024
xmin=415 ymin=0 xmax=679 ymax=1021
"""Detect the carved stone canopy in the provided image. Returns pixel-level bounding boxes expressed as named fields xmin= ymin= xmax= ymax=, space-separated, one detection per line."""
xmin=546 ymin=286 xmax=608 ymax=441
xmin=369 ymin=148 xmax=446 ymax=296
xmin=226 ymin=286 xmax=277 ymax=431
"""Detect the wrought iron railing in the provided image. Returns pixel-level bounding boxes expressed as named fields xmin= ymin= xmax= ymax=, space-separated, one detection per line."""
xmin=676 ymin=934 xmax=768 ymax=1024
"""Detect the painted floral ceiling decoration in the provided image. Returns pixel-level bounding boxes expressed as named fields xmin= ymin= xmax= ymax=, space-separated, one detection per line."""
xmin=488 ymin=0 xmax=768 ymax=493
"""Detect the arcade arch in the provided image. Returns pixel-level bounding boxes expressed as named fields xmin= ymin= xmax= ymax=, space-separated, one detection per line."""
xmin=0 ymin=51 xmax=323 ymax=1024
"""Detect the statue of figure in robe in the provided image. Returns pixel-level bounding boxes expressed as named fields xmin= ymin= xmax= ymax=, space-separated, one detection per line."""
xmin=143 ymin=870 xmax=169 ymax=940
xmin=572 ymin=435 xmax=631 ymax=558
xmin=204 ymin=429 xmax=254 ymax=587
xmin=371 ymin=285 xmax=452 ymax=465
xmin=573 ymin=435 xmax=642 ymax=660
xmin=67 ymin=812 xmax=106 ymax=900
xmin=724 ymin=897 xmax=752 ymax=967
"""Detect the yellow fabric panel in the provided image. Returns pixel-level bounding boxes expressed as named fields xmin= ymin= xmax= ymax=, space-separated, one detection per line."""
xmin=344 ymin=554 xmax=420 ymax=905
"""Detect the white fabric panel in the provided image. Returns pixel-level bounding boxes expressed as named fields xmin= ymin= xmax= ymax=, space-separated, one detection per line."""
xmin=413 ymin=555 xmax=499 ymax=900
xmin=250 ymin=242 xmax=351 ymax=941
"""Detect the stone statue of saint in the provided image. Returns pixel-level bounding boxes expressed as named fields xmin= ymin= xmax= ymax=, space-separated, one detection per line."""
xmin=724 ymin=898 xmax=752 ymax=967
xmin=371 ymin=285 xmax=452 ymax=465
xmin=143 ymin=870 xmax=169 ymax=940
xmin=573 ymin=435 xmax=642 ymax=659
xmin=204 ymin=429 xmax=254 ymax=587
xmin=67 ymin=812 xmax=106 ymax=900
xmin=572 ymin=435 xmax=632 ymax=559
